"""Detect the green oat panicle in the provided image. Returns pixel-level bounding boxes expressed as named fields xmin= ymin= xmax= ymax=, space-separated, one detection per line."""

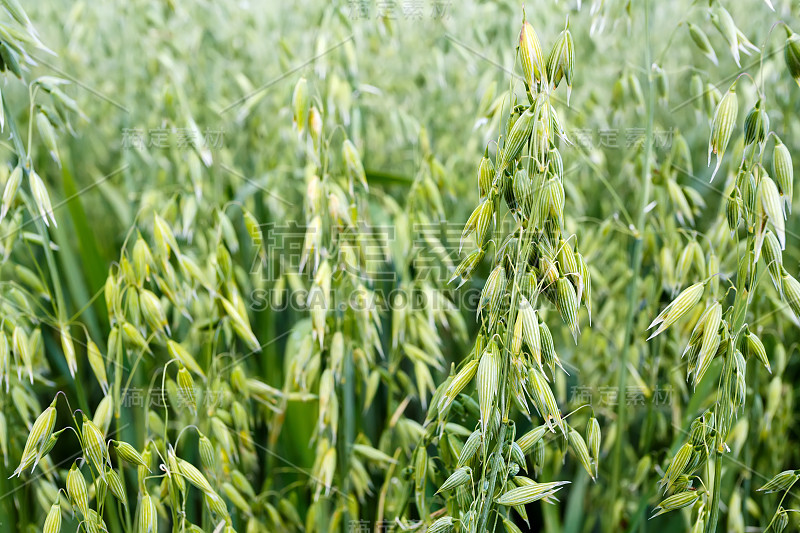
xmin=757 ymin=470 xmax=800 ymax=493
xmin=501 ymin=108 xmax=536 ymax=170
xmin=546 ymin=20 xmax=575 ymax=103
xmin=710 ymin=5 xmax=757 ymax=67
xmin=774 ymin=507 xmax=790 ymax=532
xmin=687 ymin=22 xmax=718 ymax=65
xmin=440 ymin=358 xmax=478 ymax=412
xmin=436 ymin=466 xmax=472 ymax=494
xmin=0 ymin=164 xmax=21 ymax=223
xmin=647 ymin=281 xmax=705 ymax=339
xmin=762 ymin=230 xmax=783 ymax=290
xmin=745 ymin=328 xmax=771 ymax=373
xmin=743 ymin=99 xmax=768 ymax=145
xmin=66 ymin=462 xmax=89 ymax=517
xmin=773 ymin=138 xmax=794 ymax=212
xmin=136 ymin=492 xmax=156 ymax=533
xmin=106 ymin=468 xmax=128 ymax=508
xmin=760 ymin=175 xmax=785 ymax=249
xmin=784 ymin=29 xmax=800 ymax=86
xmin=81 ymin=414 xmax=109 ymax=477
xmin=176 ymin=365 xmax=197 ymax=414
xmin=426 ymin=516 xmax=454 ymax=533
xmin=42 ymin=500 xmax=61 ymax=533
xmin=568 ymin=427 xmax=594 ymax=481
xmin=477 ymin=341 xmax=500 ymax=434
xmin=292 ymin=77 xmax=308 ymax=134
xmin=114 ymin=440 xmax=149 ymax=469
xmin=587 ymin=417 xmax=601 ymax=477
xmin=519 ymin=15 xmax=546 ymax=90
xmin=29 ymin=168 xmax=56 ymax=227
xmin=708 ymin=84 xmax=738 ymax=181
xmin=495 ymin=480 xmax=570 ymax=506
xmin=59 ymin=325 xmax=77 ymax=377
xmin=457 ymin=429 xmax=481 ymax=467
xmin=86 ymin=340 xmax=109 ymax=394
xmin=780 ymin=269 xmax=800 ymax=320
xmin=14 ymin=397 xmax=56 ymax=476
xmin=477 ymin=148 xmax=494 ymax=197
xmin=650 ymin=490 xmax=700 ymax=519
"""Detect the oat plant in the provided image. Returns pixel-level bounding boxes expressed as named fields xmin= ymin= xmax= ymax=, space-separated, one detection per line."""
xmin=405 ymin=12 xmax=600 ymax=533
xmin=646 ymin=15 xmax=800 ymax=532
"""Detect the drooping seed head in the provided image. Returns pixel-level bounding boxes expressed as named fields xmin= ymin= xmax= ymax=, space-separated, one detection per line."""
xmin=687 ymin=23 xmax=718 ymax=65
xmin=198 ymin=431 xmax=216 ymax=471
xmin=450 ymin=248 xmax=485 ymax=287
xmin=106 ymin=468 xmax=128 ymax=507
xmin=726 ymin=191 xmax=741 ymax=232
xmin=495 ymin=480 xmax=570 ymax=506
xmin=743 ymin=100 xmax=768 ymax=145
xmin=92 ymin=395 xmax=114 ymax=435
xmin=774 ymin=508 xmax=789 ymax=533
xmin=784 ymin=31 xmax=800 ymax=86
xmin=29 ymin=169 xmax=56 ymax=227
xmin=342 ymin=139 xmax=368 ymax=193
xmin=59 ymin=325 xmax=77 ymax=377
xmin=762 ymin=231 xmax=783 ymax=291
xmin=81 ymin=414 xmax=109 ymax=475
xmin=15 ymin=400 xmax=57 ymax=476
xmin=86 ymin=341 xmax=108 ymax=394
xmin=587 ymin=418 xmax=601 ymax=476
xmin=781 ymin=270 xmax=800 ymax=321
xmin=436 ymin=466 xmax=471 ymax=494
xmin=292 ymin=77 xmax=309 ymax=134
xmin=139 ymin=289 xmax=168 ymax=335
xmin=477 ymin=342 xmax=500 ymax=434
xmin=440 ymin=359 xmax=478 ymax=413
xmin=555 ymin=276 xmax=580 ymax=343
xmin=519 ymin=17 xmax=545 ymax=90
xmin=568 ymin=428 xmax=594 ymax=480
xmin=165 ymin=340 xmax=205 ymax=378
xmin=178 ymin=458 xmax=214 ymax=494
xmin=121 ymin=322 xmax=149 ymax=353
xmin=461 ymin=198 xmax=494 ymax=253
xmin=501 ymin=108 xmax=535 ymax=170
xmin=0 ymin=165 xmax=21 ymax=223
xmin=547 ymin=23 xmax=575 ymax=103
xmin=710 ymin=5 xmax=742 ymax=66
xmin=427 ymin=516 xmax=455 ymax=533
xmin=477 ymin=151 xmax=494 ymax=197
xmin=517 ymin=424 xmax=547 ymax=454
xmin=652 ymin=63 xmax=669 ymax=104
xmin=66 ymin=463 xmax=88 ymax=516
xmin=761 ymin=176 xmax=785 ymax=249
xmin=648 ymin=282 xmax=705 ymax=339
xmin=708 ymin=85 xmax=738 ymax=182
xmin=114 ymin=440 xmax=149 ymax=469
xmin=758 ymin=469 xmax=800 ymax=493
xmin=458 ymin=429 xmax=481 ymax=467
xmin=773 ymin=140 xmax=793 ymax=212
xmin=43 ymin=501 xmax=61 ymax=533
xmin=479 ymin=264 xmax=506 ymax=322
xmin=132 ymin=237 xmax=153 ymax=286
xmin=650 ymin=490 xmax=700 ymax=518
xmin=137 ymin=492 xmax=156 ymax=533
xmin=153 ymin=213 xmax=180 ymax=259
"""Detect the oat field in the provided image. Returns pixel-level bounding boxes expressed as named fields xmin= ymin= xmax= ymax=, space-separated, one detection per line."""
xmin=1 ymin=0 xmax=800 ymax=532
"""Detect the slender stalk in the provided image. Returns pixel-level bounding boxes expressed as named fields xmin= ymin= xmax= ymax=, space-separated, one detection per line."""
xmin=339 ymin=313 xmax=356 ymax=527
xmin=611 ymin=0 xmax=653 ymax=519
